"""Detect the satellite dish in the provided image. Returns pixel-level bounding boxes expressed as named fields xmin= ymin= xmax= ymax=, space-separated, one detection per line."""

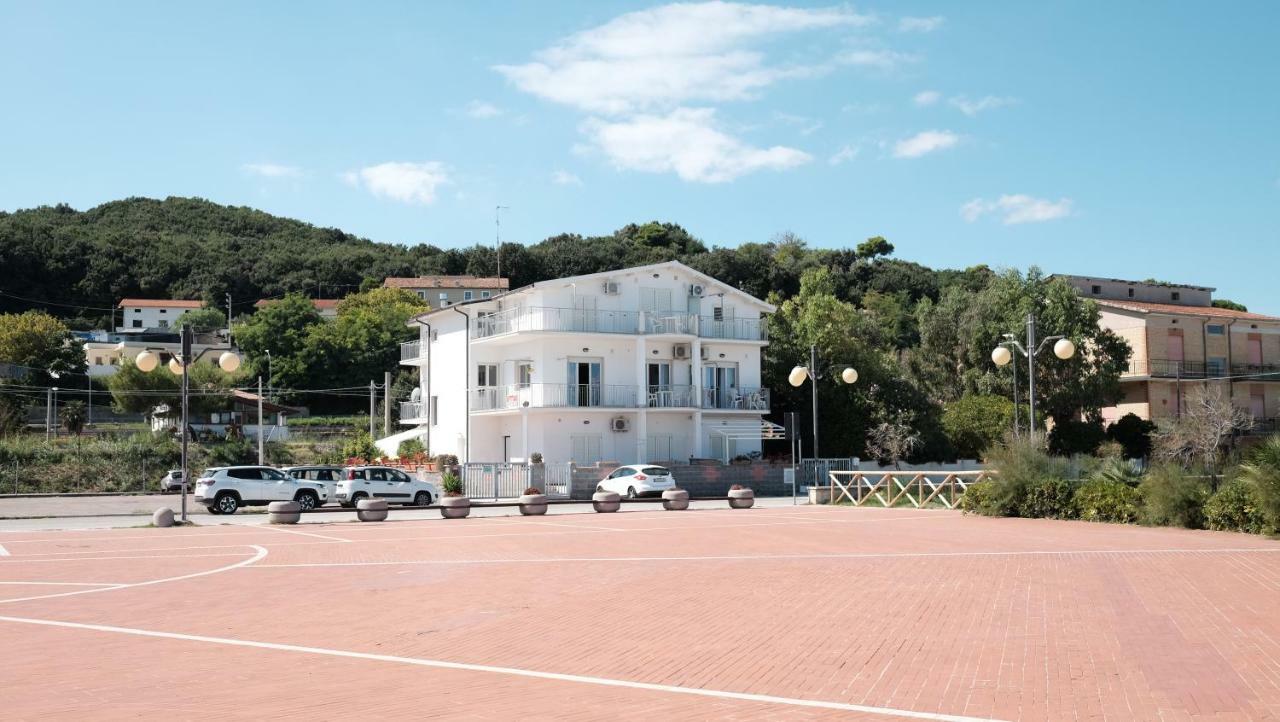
xmin=410 ymin=388 xmax=422 ymax=402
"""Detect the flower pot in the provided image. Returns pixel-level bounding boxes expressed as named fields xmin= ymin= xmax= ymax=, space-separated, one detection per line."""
xmin=728 ymin=488 xmax=755 ymax=509
xmin=519 ymin=493 xmax=548 ymax=516
xmin=440 ymin=495 xmax=471 ymax=519
xmin=356 ymin=498 xmax=389 ymax=522
xmin=268 ymin=500 xmax=301 ymax=524
xmin=661 ymin=489 xmax=689 ymax=511
xmin=592 ymin=491 xmax=620 ymax=513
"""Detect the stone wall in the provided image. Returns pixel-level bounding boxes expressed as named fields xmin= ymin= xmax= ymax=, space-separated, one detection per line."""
xmin=570 ymin=462 xmax=789 ymax=500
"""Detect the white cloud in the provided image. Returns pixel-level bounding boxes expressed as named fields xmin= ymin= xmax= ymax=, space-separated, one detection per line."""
xmin=774 ymin=111 xmax=823 ymax=135
xmin=583 ymin=107 xmax=811 ymax=183
xmin=465 ymin=100 xmax=503 ymax=119
xmin=242 ymin=163 xmax=303 ymax=179
xmin=949 ymin=95 xmax=1016 ymax=117
xmin=837 ymin=48 xmax=917 ymax=70
xmin=961 ymin=195 xmax=1074 ymax=224
xmin=899 ymin=16 xmax=944 ymax=33
xmin=551 ymin=170 xmax=582 ymax=186
xmin=495 ymin=2 xmax=871 ymax=115
xmin=342 ymin=162 xmax=451 ymax=205
xmin=892 ymin=130 xmax=959 ymax=158
xmin=828 ymin=144 xmax=859 ymax=166
xmin=913 ymin=90 xmax=941 ymax=107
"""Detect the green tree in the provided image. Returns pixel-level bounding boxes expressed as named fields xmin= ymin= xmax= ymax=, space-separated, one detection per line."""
xmin=942 ymin=394 xmax=1016 ymax=459
xmin=1211 ymin=299 xmax=1247 ymax=312
xmin=0 ymin=311 xmax=86 ymax=383
xmin=173 ymin=306 xmax=229 ymax=332
xmin=104 ymin=358 xmax=244 ymax=418
xmin=1106 ymin=413 xmax=1156 ymax=459
xmin=60 ymin=400 xmax=87 ymax=436
xmin=302 ymin=287 xmax=428 ymax=395
xmin=233 ymin=293 xmax=324 ymax=388
xmin=855 ymin=236 xmax=894 ymax=259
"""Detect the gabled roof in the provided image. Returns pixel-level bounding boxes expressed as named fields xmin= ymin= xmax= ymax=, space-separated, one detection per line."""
xmin=383 ymin=276 xmax=510 ymax=290
xmin=118 ymin=299 xmax=204 ymax=309
xmin=1096 ymin=299 xmax=1280 ymax=322
xmin=408 ymin=260 xmax=776 ymax=324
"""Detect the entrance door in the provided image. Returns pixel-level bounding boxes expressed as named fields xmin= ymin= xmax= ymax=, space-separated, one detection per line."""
xmin=647 ymin=362 xmax=671 ymax=407
xmin=566 ymin=360 xmax=601 ymax=407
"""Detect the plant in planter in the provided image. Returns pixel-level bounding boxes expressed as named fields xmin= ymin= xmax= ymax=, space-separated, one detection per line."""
xmin=662 ymin=486 xmax=689 ymax=511
xmin=519 ymin=486 xmax=548 ymax=516
xmin=530 ymin=452 xmax=543 ymax=464
xmin=728 ymin=483 xmax=755 ymax=509
xmin=439 ymin=471 xmax=470 ymax=519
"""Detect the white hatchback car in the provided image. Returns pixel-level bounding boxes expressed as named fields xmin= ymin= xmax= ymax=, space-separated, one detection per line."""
xmin=335 ymin=466 xmax=439 ymax=508
xmin=597 ymin=465 xmax=677 ymax=498
xmin=194 ymin=466 xmax=329 ymax=514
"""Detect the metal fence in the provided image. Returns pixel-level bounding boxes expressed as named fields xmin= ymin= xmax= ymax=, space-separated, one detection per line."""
xmin=797 ymin=458 xmax=858 ymax=489
xmin=459 ymin=462 xmax=573 ymax=499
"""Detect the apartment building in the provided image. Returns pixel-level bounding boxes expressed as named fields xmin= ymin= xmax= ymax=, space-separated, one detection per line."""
xmin=1060 ymin=275 xmax=1280 ymax=429
xmin=82 ymin=330 xmax=223 ymax=377
xmin=382 ymin=276 xmax=510 ymax=308
xmin=395 ymin=261 xmax=776 ymax=465
xmin=116 ymin=299 xmax=204 ymax=331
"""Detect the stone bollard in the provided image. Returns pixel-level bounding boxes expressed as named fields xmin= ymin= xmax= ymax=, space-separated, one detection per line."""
xmin=661 ymin=488 xmax=689 ymax=511
xmin=152 ymin=507 xmax=175 ymax=527
xmin=267 ymin=500 xmax=302 ymax=524
xmin=356 ymin=498 xmax=389 ymax=522
xmin=440 ymin=495 xmax=471 ymax=519
xmin=728 ymin=487 xmax=755 ymax=509
xmin=518 ymin=492 xmax=548 ymax=516
xmin=592 ymin=491 xmax=621 ymax=513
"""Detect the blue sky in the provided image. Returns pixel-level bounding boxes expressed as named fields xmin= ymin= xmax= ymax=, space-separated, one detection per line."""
xmin=2 ymin=1 xmax=1277 ymax=306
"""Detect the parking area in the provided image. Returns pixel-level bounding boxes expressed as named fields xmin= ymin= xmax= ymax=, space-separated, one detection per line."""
xmin=1 ymin=505 xmax=1278 ymax=720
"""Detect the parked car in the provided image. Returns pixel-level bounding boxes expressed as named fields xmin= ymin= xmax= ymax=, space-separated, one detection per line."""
xmin=335 ymin=466 xmax=438 ymax=508
xmin=281 ymin=465 xmax=344 ymax=504
xmin=159 ymin=469 xmax=187 ymax=493
xmin=596 ymin=465 xmax=677 ymax=498
xmin=194 ymin=466 xmax=329 ymax=515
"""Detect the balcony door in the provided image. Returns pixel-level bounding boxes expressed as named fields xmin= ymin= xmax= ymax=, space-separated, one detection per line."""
xmin=1166 ymin=332 xmax=1184 ymax=363
xmin=647 ymin=362 xmax=672 ymax=407
xmin=572 ymin=296 xmax=597 ymax=333
xmin=702 ymin=363 xmax=738 ymax=408
xmin=567 ymin=359 xmax=601 ymax=407
xmin=1248 ymin=337 xmax=1263 ymax=366
xmin=1250 ymin=392 xmax=1266 ymax=421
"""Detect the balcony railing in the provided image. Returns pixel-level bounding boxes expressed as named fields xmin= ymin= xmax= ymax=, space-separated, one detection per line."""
xmin=469 ymin=306 xmax=768 ymax=341
xmin=699 ymin=316 xmax=768 ymax=341
xmin=644 ymin=313 xmax=697 ymax=335
xmin=399 ymin=401 xmax=428 ymax=421
xmin=464 ymin=383 xmax=770 ymax=412
xmin=1232 ymin=363 xmax=1280 ymax=381
xmin=1124 ymin=360 xmax=1221 ymax=379
xmin=400 ymin=340 xmax=424 ymax=362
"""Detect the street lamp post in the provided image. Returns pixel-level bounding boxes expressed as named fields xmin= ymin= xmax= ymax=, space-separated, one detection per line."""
xmin=787 ymin=344 xmax=858 ymax=460
xmin=135 ymin=325 xmax=241 ymax=523
xmin=991 ymin=312 xmax=1076 ymax=436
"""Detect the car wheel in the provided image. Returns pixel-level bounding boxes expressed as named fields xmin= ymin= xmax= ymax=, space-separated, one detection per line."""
xmin=414 ymin=491 xmax=431 ymax=507
xmin=295 ymin=491 xmax=318 ymax=511
xmin=351 ymin=492 xmax=368 ymax=506
xmin=214 ymin=493 xmax=239 ymax=515
xmin=627 ymin=486 xmax=637 ymax=499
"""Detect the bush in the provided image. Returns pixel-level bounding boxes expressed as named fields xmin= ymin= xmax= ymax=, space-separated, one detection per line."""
xmin=1138 ymin=464 xmax=1210 ymax=528
xmin=441 ymin=471 xmax=463 ymax=496
xmin=1018 ymin=478 xmax=1079 ymax=519
xmin=1204 ymin=478 xmax=1267 ymax=534
xmin=1047 ymin=419 xmax=1107 ymax=457
xmin=434 ymin=453 xmax=459 ymax=468
xmin=340 ymin=431 xmax=378 ymax=462
xmin=1107 ymin=413 xmax=1156 ymax=459
xmin=974 ymin=435 xmax=1073 ymax=517
xmin=959 ymin=481 xmax=997 ymax=515
xmin=942 ymin=394 xmax=1015 ymax=460
xmin=397 ymin=438 xmax=425 ymax=459
xmin=523 ymin=486 xmax=543 ymax=495
xmin=1073 ymin=479 xmax=1140 ymax=523
xmin=530 ymin=451 xmax=543 ymax=464
xmin=1239 ymin=435 xmax=1280 ymax=531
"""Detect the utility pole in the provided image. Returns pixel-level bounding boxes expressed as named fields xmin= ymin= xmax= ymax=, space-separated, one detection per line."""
xmin=226 ymin=293 xmax=233 ymax=345
xmin=257 ymin=376 xmax=265 ymax=465
xmin=45 ymin=387 xmax=53 ymax=441
xmin=179 ymin=325 xmax=191 ymax=523
xmin=495 ymin=205 xmax=510 ymax=282
xmin=810 ymin=345 xmax=820 ymax=459
xmin=369 ymin=381 xmax=376 ymax=439
xmin=383 ymin=371 xmax=392 ymax=437
xmin=1026 ymin=312 xmax=1037 ymax=435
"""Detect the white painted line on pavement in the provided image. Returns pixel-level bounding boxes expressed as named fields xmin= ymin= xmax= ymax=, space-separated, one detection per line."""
xmin=0 ymin=581 xmax=124 ymax=587
xmin=0 ymin=552 xmax=250 ymax=564
xmin=0 ymin=614 xmax=1005 ymax=722
xmin=259 ymin=525 xmax=352 ymax=542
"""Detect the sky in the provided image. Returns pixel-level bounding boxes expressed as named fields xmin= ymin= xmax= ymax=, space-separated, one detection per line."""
xmin=1 ymin=1 xmax=1277 ymax=307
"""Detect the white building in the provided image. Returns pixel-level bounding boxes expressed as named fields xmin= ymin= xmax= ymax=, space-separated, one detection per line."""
xmin=82 ymin=330 xmax=224 ymax=377
xmin=117 ymin=299 xmax=204 ymax=331
xmin=392 ymin=261 xmax=777 ymax=465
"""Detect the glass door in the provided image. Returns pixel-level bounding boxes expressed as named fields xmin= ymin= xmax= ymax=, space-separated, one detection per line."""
xmin=702 ymin=364 xmax=739 ymax=408
xmin=647 ymin=362 xmax=671 ymax=407
xmin=567 ymin=360 xmax=602 ymax=406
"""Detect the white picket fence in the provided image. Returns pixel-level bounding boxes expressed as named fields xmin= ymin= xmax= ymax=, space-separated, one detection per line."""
xmin=461 ymin=463 xmax=572 ymax=500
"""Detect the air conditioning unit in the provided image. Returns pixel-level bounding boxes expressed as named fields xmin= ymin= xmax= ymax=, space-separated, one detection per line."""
xmin=672 ymin=343 xmax=690 ymax=359
xmin=700 ymin=346 xmax=711 ymax=360
xmin=689 ymin=283 xmax=706 ymax=297
xmin=602 ymin=281 xmax=620 ymax=295
xmin=611 ymin=416 xmax=631 ymax=432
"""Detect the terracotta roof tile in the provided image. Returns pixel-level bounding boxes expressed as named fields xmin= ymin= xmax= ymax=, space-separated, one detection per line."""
xmin=117 ymin=299 xmax=204 ymax=309
xmin=1096 ymin=299 xmax=1280 ymax=321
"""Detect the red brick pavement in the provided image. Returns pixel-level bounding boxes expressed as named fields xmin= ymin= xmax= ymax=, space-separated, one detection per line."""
xmin=0 ymin=505 xmax=1277 ymax=720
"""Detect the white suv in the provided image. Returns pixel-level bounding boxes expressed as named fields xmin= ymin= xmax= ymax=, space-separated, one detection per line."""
xmin=336 ymin=466 xmax=438 ymax=508
xmin=194 ymin=466 xmax=329 ymax=515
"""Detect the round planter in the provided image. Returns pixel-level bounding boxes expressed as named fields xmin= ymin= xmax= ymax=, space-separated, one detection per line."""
xmin=440 ymin=495 xmax=471 ymax=519
xmin=152 ymin=507 xmax=175 ymax=527
xmin=518 ymin=493 xmax=548 ymax=516
xmin=267 ymin=500 xmax=301 ymax=524
xmin=356 ymin=498 xmax=389 ymax=522
xmin=661 ymin=489 xmax=689 ymax=511
xmin=592 ymin=491 xmax=621 ymax=513
xmin=727 ymin=488 xmax=755 ymax=509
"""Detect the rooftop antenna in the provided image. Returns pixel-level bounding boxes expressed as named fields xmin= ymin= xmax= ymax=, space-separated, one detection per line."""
xmin=495 ymin=205 xmax=510 ymax=283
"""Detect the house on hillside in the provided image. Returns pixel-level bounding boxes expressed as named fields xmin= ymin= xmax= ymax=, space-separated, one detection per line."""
xmin=388 ymin=261 xmax=778 ymax=464
xmin=82 ymin=330 xmax=223 ymax=377
xmin=116 ymin=299 xmax=204 ymax=331
xmin=1059 ymin=275 xmax=1279 ymax=433
xmin=383 ymin=276 xmax=510 ymax=307
xmin=254 ymin=298 xmax=340 ymax=320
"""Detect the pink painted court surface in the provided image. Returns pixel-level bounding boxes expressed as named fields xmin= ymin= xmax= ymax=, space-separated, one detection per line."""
xmin=1 ymin=506 xmax=1278 ymax=721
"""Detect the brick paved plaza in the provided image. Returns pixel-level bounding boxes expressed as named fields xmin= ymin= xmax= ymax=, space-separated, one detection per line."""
xmin=0 ymin=505 xmax=1277 ymax=720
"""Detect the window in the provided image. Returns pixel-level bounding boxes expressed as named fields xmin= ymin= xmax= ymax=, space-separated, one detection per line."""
xmin=429 ymin=395 xmax=438 ymax=425
xmin=1208 ymin=357 xmax=1227 ymax=375
xmin=417 ymin=291 xmax=428 ymax=300
xmin=438 ymin=292 xmax=449 ymax=301
xmin=463 ymin=291 xmax=474 ymax=301
xmin=481 ymin=291 xmax=491 ymax=299
xmin=263 ymin=468 xmax=289 ymax=481
xmin=477 ymin=364 xmax=498 ymax=387
xmin=1207 ymin=324 xmax=1225 ymax=335
xmin=132 ymin=319 xmax=142 ymax=328
xmin=517 ymin=362 xmax=533 ymax=388
xmin=1128 ymin=288 xmax=1135 ymax=298
xmin=228 ymin=468 xmax=261 ymax=480
xmin=1171 ymin=292 xmax=1181 ymax=301
xmin=133 ymin=308 xmax=141 ymax=313
xmin=1091 ymin=285 xmax=1101 ymax=295
xmin=159 ymin=309 xmax=167 ymax=314
xmin=391 ymin=470 xmax=409 ymax=482
xmin=368 ymin=468 xmax=387 ymax=481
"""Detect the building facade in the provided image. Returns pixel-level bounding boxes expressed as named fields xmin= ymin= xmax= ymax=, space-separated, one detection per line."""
xmin=116 ymin=299 xmax=204 ymax=331
xmin=382 ymin=276 xmax=510 ymax=308
xmin=395 ymin=262 xmax=776 ymax=465
xmin=1060 ymin=275 xmax=1280 ymax=430
xmin=82 ymin=330 xmax=223 ymax=377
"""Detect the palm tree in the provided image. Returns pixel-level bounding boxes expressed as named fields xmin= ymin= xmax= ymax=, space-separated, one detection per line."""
xmin=60 ymin=400 xmax=87 ymax=436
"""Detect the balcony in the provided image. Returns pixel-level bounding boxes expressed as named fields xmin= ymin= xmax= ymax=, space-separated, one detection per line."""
xmin=1123 ymin=360 xmax=1222 ymax=379
xmin=698 ymin=316 xmax=768 ymax=341
xmin=470 ymin=306 xmax=768 ymax=342
xmin=1232 ymin=363 xmax=1280 ymax=381
xmin=400 ymin=340 xmax=425 ymax=364
xmin=465 ymin=383 xmax=770 ymax=413
xmin=399 ymin=401 xmax=428 ymax=422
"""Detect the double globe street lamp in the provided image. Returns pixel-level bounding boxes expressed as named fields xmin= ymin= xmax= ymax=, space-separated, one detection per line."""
xmin=991 ymin=312 xmax=1076 ymax=436
xmin=135 ymin=325 xmax=241 ymax=522
xmin=788 ymin=344 xmax=857 ymax=460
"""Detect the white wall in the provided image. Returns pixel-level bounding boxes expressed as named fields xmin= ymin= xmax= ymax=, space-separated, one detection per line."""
xmin=118 ymin=305 xmax=201 ymax=331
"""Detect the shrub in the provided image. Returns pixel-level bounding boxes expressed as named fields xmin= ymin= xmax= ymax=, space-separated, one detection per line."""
xmin=1018 ymin=478 xmax=1079 ymax=519
xmin=1047 ymin=419 xmax=1107 ymax=457
xmin=523 ymin=486 xmax=543 ymax=495
xmin=1107 ymin=413 xmax=1156 ymax=459
xmin=530 ymin=451 xmax=543 ymax=464
xmin=340 ymin=430 xmax=378 ymax=462
xmin=1073 ymin=479 xmax=1140 ymax=523
xmin=1239 ymin=435 xmax=1280 ymax=531
xmin=976 ymin=435 xmax=1073 ymax=517
xmin=1203 ymin=478 xmax=1267 ymax=534
xmin=959 ymin=480 xmax=997 ymax=515
xmin=1138 ymin=464 xmax=1210 ymax=528
xmin=397 ymin=438 xmax=425 ymax=459
xmin=942 ymin=394 xmax=1015 ymax=460
xmin=434 ymin=453 xmax=459 ymax=468
xmin=441 ymin=471 xmax=463 ymax=496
